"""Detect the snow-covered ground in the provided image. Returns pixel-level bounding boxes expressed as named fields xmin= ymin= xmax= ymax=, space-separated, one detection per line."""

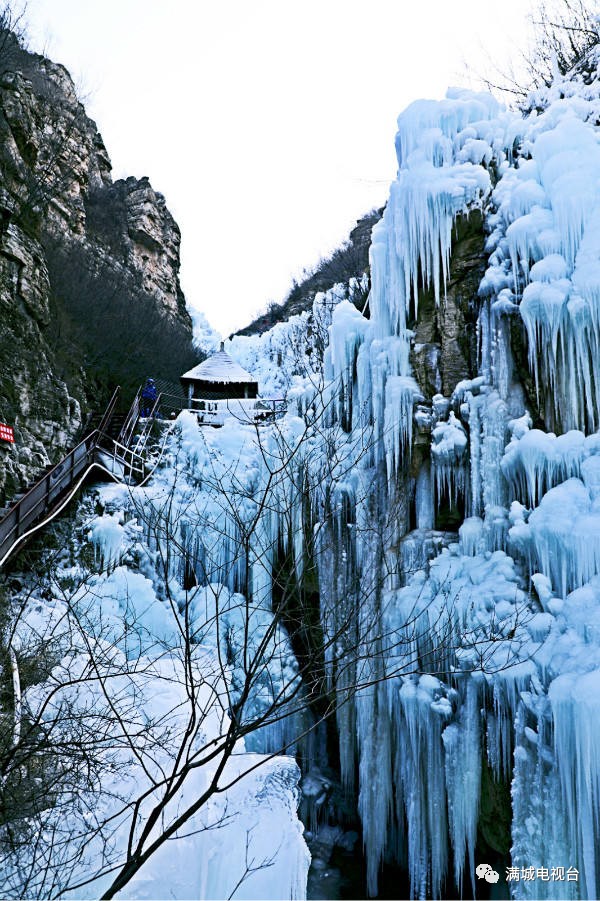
xmin=1 ymin=420 xmax=311 ymax=900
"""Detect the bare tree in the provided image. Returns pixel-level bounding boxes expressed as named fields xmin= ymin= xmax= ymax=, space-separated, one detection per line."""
xmin=478 ymin=0 xmax=600 ymax=106
xmin=0 ymin=381 xmax=534 ymax=898
xmin=0 ymin=2 xmax=28 ymax=76
xmin=526 ymin=0 xmax=599 ymax=84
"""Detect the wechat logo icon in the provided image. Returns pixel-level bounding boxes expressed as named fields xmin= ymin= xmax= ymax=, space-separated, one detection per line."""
xmin=476 ymin=863 xmax=500 ymax=884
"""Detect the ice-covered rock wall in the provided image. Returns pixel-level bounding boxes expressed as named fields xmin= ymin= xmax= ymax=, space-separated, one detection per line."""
xmin=313 ymin=88 xmax=526 ymax=896
xmin=311 ymin=58 xmax=600 ymax=899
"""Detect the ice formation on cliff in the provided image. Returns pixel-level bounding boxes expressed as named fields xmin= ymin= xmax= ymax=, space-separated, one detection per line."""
xmin=310 ymin=59 xmax=600 ymax=899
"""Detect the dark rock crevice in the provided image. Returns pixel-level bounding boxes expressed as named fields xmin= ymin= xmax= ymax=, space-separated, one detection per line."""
xmin=410 ymin=209 xmax=487 ymax=402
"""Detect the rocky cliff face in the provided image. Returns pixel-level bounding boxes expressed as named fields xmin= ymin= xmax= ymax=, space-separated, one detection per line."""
xmin=0 ymin=35 xmax=196 ymax=502
xmin=410 ymin=210 xmax=485 ymax=401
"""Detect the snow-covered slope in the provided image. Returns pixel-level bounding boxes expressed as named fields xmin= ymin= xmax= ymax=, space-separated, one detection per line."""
xmin=1 ymin=426 xmax=310 ymax=900
xmin=226 ymin=280 xmax=366 ymax=399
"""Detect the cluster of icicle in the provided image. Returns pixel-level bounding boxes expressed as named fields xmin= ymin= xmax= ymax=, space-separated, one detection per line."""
xmin=316 ymin=64 xmax=600 ymax=901
xmin=316 ymin=87 xmax=528 ymax=897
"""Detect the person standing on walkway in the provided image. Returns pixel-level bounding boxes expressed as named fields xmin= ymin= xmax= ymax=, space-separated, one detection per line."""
xmin=141 ymin=378 xmax=158 ymax=417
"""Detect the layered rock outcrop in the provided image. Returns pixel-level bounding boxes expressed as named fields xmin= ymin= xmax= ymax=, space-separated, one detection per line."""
xmin=0 ymin=36 xmax=195 ymax=502
xmin=409 ymin=210 xmax=485 ymax=402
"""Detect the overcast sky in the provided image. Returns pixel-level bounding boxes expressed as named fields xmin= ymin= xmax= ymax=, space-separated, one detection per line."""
xmin=27 ymin=0 xmax=532 ymax=337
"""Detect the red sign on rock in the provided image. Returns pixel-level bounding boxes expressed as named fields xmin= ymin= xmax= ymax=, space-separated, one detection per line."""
xmin=0 ymin=423 xmax=14 ymax=443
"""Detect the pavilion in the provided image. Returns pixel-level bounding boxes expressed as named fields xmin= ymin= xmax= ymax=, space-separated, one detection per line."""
xmin=180 ymin=343 xmax=259 ymax=405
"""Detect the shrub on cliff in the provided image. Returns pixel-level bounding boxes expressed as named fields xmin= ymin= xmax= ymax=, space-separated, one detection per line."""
xmin=43 ymin=235 xmax=199 ymax=402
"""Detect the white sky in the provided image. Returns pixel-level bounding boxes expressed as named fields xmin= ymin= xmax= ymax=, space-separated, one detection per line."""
xmin=26 ymin=0 xmax=532 ymax=336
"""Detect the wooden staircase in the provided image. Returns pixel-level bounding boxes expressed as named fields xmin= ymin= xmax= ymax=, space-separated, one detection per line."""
xmin=85 ymin=412 xmax=128 ymax=441
xmin=0 ymin=386 xmax=151 ymax=568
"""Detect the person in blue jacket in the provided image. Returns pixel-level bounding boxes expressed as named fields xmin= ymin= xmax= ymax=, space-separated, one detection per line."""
xmin=141 ymin=378 xmax=158 ymax=417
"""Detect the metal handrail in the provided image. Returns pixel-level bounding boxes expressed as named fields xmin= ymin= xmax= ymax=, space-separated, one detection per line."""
xmin=117 ymin=386 xmax=163 ymax=449
xmin=133 ymin=393 xmax=163 ymax=456
xmin=151 ymin=390 xmax=286 ymax=424
xmin=96 ymin=432 xmax=147 ymax=476
xmin=0 ymin=385 xmax=288 ymax=566
xmin=190 ymin=397 xmax=287 ymax=426
xmin=103 ymin=436 xmax=146 ymax=463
